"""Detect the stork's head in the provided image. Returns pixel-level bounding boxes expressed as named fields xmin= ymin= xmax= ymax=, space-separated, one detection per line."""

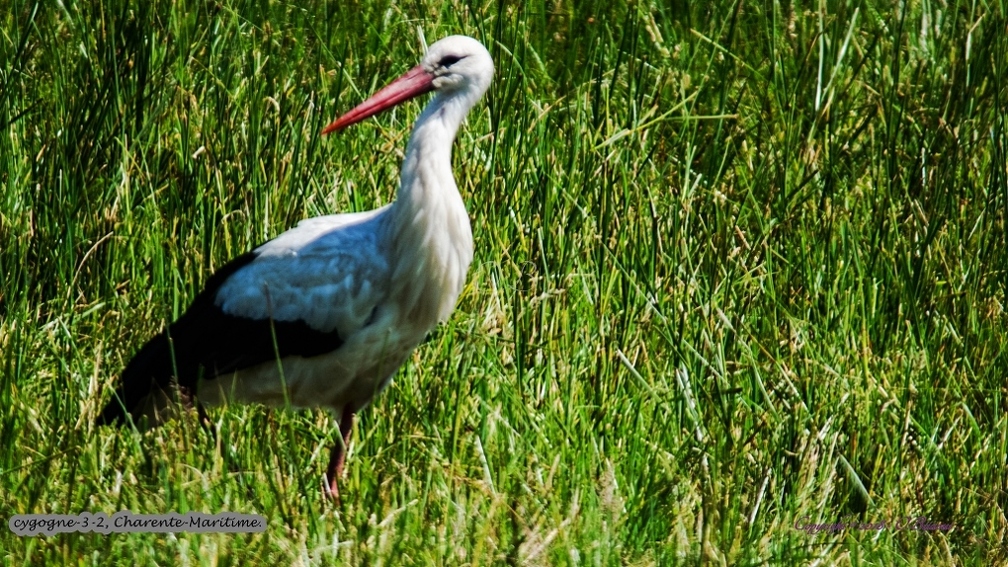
xmin=421 ymin=35 xmax=494 ymax=98
xmin=323 ymin=35 xmax=494 ymax=134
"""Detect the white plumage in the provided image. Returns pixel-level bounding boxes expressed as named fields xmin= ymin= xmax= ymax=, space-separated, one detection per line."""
xmin=98 ymin=35 xmax=494 ymax=498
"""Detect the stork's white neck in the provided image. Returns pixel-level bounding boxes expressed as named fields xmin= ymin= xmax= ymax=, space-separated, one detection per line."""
xmin=384 ymin=90 xmax=478 ymax=328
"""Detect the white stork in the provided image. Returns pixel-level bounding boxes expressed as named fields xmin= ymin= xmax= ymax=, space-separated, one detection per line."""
xmin=98 ymin=35 xmax=494 ymax=498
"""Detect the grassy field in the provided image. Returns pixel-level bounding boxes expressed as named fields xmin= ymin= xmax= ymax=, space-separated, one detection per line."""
xmin=2 ymin=0 xmax=1007 ymax=563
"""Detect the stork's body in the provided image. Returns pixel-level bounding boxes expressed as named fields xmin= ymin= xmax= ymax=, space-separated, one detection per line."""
xmin=98 ymin=35 xmax=494 ymax=498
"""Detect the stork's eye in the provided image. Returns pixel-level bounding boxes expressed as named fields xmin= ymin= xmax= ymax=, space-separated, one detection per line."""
xmin=439 ymin=55 xmax=463 ymax=67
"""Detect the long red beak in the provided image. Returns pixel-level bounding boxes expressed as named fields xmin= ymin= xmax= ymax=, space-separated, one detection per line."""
xmin=322 ymin=65 xmax=436 ymax=135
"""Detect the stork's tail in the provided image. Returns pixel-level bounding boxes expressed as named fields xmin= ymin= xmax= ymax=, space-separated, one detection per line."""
xmin=97 ymin=331 xmax=177 ymax=426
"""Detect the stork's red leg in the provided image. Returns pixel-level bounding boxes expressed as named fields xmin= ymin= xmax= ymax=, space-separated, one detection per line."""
xmin=325 ymin=410 xmax=355 ymax=500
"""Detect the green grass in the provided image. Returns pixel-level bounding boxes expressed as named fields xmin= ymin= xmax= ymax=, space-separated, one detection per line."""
xmin=2 ymin=0 xmax=1007 ymax=563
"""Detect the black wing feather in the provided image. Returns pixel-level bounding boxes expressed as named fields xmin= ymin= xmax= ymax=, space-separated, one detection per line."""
xmin=98 ymin=251 xmax=344 ymax=425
